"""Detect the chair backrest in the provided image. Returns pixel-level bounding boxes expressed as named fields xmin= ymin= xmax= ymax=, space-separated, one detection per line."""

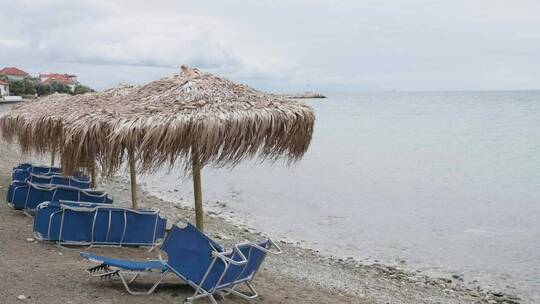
xmin=34 ymin=202 xmax=60 ymax=240
xmin=161 ymin=224 xmax=224 ymax=289
xmin=34 ymin=201 xmax=165 ymax=246
xmin=51 ymin=176 xmax=90 ymax=189
xmin=161 ymin=223 xmax=272 ymax=292
xmin=49 ymin=184 xmax=110 ymax=204
xmin=25 ymin=183 xmax=56 ymax=209
xmin=29 ymin=174 xmax=54 ymax=185
xmin=6 ymin=180 xmax=28 ymax=204
xmin=35 ymin=202 xmax=97 ymax=243
xmin=218 ymin=240 xmax=270 ymax=288
xmin=79 ymin=190 xmax=112 ymax=204
xmin=51 ymin=185 xmax=81 ymax=202
xmin=29 ymin=174 xmax=90 ymax=189
xmin=35 ymin=201 xmax=105 ymax=241
xmin=20 ymin=183 xmax=111 ymax=209
xmin=123 ymin=209 xmax=167 ymax=245
xmin=13 ymin=164 xmax=87 ymax=180
xmin=13 ymin=169 xmax=59 ymax=181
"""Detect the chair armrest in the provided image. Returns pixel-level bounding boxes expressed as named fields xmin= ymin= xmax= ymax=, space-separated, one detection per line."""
xmin=30 ymin=173 xmax=52 ymax=180
xmin=28 ymin=182 xmax=55 ymax=191
xmin=60 ymin=204 xmax=97 ymax=212
xmin=212 ymin=245 xmax=248 ymax=266
xmin=82 ymin=190 xmax=107 ymax=198
xmin=251 ymin=238 xmax=283 ymax=255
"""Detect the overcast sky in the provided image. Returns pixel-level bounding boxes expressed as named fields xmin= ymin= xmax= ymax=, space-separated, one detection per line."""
xmin=1 ymin=0 xmax=539 ymax=92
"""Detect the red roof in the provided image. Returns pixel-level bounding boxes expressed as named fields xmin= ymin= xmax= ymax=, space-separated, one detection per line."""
xmin=0 ymin=80 xmax=8 ymax=85
xmin=40 ymin=73 xmax=77 ymax=79
xmin=0 ymin=67 xmax=29 ymax=77
xmin=40 ymin=73 xmax=77 ymax=85
xmin=42 ymin=78 xmax=73 ymax=85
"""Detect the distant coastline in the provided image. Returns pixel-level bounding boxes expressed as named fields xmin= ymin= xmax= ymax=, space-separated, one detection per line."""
xmin=280 ymin=91 xmax=327 ymax=99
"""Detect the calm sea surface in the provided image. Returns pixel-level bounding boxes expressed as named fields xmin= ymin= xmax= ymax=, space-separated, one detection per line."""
xmin=142 ymin=91 xmax=540 ymax=301
xmin=2 ymin=91 xmax=539 ymax=300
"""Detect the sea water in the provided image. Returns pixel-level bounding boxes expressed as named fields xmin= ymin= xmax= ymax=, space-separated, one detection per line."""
xmin=142 ymin=91 xmax=540 ymax=301
xmin=3 ymin=91 xmax=538 ymax=300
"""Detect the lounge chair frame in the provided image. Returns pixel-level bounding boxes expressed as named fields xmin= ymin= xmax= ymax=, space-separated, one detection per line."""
xmin=85 ymin=260 xmax=170 ymax=295
xmin=179 ymin=239 xmax=282 ymax=304
xmin=29 ymin=173 xmax=90 ymax=188
xmin=34 ymin=201 xmax=164 ymax=248
xmin=9 ymin=182 xmax=111 ymax=210
xmin=83 ymin=221 xmax=282 ymax=303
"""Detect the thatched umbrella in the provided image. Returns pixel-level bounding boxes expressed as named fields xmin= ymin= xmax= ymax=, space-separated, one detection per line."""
xmin=0 ymin=93 xmax=70 ymax=159
xmin=0 ymin=86 xmax=136 ymax=188
xmin=0 ymin=93 xmax=72 ymax=169
xmin=61 ymin=66 xmax=315 ymax=230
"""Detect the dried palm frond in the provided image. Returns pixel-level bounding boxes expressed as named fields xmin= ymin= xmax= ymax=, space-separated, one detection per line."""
xmin=1 ymin=66 xmax=315 ymax=176
xmin=0 ymin=85 xmax=137 ymax=171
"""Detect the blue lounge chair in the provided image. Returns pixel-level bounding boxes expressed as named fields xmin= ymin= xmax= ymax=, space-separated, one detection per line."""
xmin=12 ymin=163 xmax=87 ymax=181
xmin=8 ymin=182 xmax=112 ymax=210
xmin=7 ymin=175 xmax=90 ymax=204
xmin=80 ymin=222 xmax=282 ymax=303
xmin=28 ymin=173 xmax=91 ymax=189
xmin=34 ymin=201 xmax=166 ymax=247
xmin=13 ymin=163 xmax=60 ymax=172
xmin=12 ymin=164 xmax=62 ymax=179
xmin=12 ymin=169 xmax=58 ymax=182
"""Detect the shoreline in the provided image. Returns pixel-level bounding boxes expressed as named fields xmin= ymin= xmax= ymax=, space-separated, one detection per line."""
xmin=108 ymin=175 xmax=524 ymax=304
xmin=136 ymin=175 xmax=531 ymax=302
xmin=0 ymin=142 xmax=525 ymax=303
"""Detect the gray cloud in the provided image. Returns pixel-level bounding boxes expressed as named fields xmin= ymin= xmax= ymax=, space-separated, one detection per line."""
xmin=1 ymin=0 xmax=539 ymax=92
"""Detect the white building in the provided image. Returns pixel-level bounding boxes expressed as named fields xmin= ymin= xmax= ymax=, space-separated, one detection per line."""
xmin=0 ymin=80 xmax=9 ymax=97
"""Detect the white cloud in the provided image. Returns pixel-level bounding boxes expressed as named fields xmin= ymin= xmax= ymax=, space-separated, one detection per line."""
xmin=0 ymin=0 xmax=295 ymax=87
xmin=36 ymin=14 xmax=238 ymax=69
xmin=1 ymin=0 xmax=539 ymax=91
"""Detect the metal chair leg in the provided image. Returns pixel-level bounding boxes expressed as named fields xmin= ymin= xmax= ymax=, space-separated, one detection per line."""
xmin=225 ymin=281 xmax=259 ymax=300
xmin=185 ymin=290 xmax=219 ymax=304
xmin=118 ymin=271 xmax=168 ymax=295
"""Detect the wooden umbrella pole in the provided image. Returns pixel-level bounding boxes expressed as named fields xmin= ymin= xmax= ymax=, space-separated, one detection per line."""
xmin=90 ymin=160 xmax=97 ymax=189
xmin=51 ymin=147 xmax=56 ymax=167
xmin=128 ymin=148 xmax=138 ymax=209
xmin=192 ymin=147 xmax=204 ymax=231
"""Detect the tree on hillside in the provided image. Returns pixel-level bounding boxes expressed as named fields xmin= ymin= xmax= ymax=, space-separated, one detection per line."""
xmin=23 ymin=79 xmax=36 ymax=95
xmin=7 ymin=79 xmax=37 ymax=96
xmin=36 ymin=82 xmax=53 ymax=96
xmin=7 ymin=76 xmax=95 ymax=97
xmin=49 ymin=82 xmax=72 ymax=94
xmin=73 ymin=84 xmax=95 ymax=95
xmin=8 ymin=80 xmax=24 ymax=96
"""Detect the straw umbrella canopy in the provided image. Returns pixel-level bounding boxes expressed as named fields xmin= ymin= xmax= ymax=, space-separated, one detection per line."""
xmin=61 ymin=65 xmax=315 ymax=230
xmin=0 ymin=92 xmax=71 ymax=162
xmin=0 ymin=86 xmax=136 ymax=187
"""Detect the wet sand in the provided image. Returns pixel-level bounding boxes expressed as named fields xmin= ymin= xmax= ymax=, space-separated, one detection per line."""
xmin=0 ymin=139 xmax=521 ymax=303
